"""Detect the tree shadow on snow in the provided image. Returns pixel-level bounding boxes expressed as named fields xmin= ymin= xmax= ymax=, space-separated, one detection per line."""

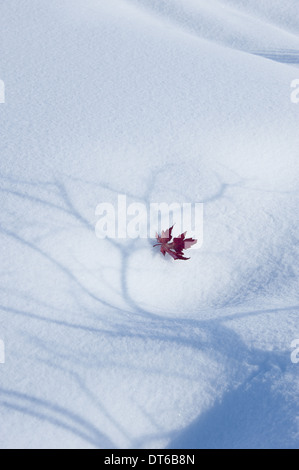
xmin=0 ymin=168 xmax=298 ymax=448
xmin=169 ymin=365 xmax=299 ymax=449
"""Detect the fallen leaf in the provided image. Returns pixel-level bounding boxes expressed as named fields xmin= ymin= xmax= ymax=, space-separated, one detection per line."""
xmin=154 ymin=226 xmax=197 ymax=260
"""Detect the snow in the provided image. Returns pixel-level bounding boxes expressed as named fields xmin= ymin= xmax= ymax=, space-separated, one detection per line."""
xmin=0 ymin=0 xmax=298 ymax=449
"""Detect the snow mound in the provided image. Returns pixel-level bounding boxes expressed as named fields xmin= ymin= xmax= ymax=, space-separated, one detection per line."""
xmin=0 ymin=0 xmax=298 ymax=448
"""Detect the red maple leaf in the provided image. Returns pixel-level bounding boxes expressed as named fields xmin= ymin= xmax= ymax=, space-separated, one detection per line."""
xmin=153 ymin=225 xmax=197 ymax=260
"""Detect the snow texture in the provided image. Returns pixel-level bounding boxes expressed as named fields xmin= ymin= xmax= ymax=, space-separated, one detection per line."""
xmin=0 ymin=0 xmax=299 ymax=449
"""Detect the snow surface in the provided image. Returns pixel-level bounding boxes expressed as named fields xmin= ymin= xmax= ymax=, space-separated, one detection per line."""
xmin=0 ymin=0 xmax=299 ymax=449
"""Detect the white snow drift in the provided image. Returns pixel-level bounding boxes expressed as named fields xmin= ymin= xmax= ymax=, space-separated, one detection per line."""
xmin=0 ymin=0 xmax=298 ymax=449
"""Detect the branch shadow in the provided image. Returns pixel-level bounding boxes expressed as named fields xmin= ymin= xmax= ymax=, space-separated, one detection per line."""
xmin=168 ymin=360 xmax=298 ymax=449
xmin=0 ymin=166 xmax=298 ymax=448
